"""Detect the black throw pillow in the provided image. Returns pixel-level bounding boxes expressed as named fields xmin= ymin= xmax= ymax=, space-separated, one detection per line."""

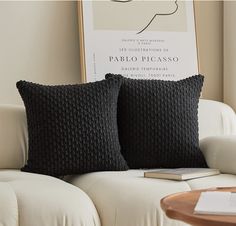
xmin=17 ymin=78 xmax=128 ymax=176
xmin=106 ymin=74 xmax=207 ymax=169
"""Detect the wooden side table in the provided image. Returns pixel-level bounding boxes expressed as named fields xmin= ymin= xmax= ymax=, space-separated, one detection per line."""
xmin=161 ymin=187 xmax=236 ymax=226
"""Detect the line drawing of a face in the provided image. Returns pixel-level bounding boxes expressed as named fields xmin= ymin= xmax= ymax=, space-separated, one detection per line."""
xmin=110 ymin=0 xmax=179 ymax=34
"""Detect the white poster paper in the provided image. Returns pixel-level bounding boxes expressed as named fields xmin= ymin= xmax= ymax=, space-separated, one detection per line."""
xmin=80 ymin=0 xmax=198 ymax=82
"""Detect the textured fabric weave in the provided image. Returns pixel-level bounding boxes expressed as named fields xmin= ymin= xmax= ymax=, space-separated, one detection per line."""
xmin=106 ymin=74 xmax=207 ymax=169
xmin=17 ymin=78 xmax=128 ymax=176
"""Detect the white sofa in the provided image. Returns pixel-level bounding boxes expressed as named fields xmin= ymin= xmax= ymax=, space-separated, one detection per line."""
xmin=1 ymin=99 xmax=236 ymax=226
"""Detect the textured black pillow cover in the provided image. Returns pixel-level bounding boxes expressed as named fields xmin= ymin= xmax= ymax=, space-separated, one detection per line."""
xmin=17 ymin=78 xmax=128 ymax=176
xmin=106 ymin=74 xmax=207 ymax=169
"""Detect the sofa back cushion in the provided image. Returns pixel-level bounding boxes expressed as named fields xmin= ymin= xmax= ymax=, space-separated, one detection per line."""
xmin=198 ymin=99 xmax=236 ymax=139
xmin=0 ymin=99 xmax=235 ymax=169
xmin=0 ymin=105 xmax=28 ymax=169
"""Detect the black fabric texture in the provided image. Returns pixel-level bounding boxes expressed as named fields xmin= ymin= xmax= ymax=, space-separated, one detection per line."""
xmin=106 ymin=74 xmax=207 ymax=169
xmin=17 ymin=78 xmax=128 ymax=176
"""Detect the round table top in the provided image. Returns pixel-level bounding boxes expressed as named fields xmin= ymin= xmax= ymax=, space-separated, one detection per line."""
xmin=161 ymin=187 xmax=236 ymax=226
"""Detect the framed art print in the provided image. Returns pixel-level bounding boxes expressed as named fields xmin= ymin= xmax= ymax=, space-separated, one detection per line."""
xmin=78 ymin=0 xmax=199 ymax=82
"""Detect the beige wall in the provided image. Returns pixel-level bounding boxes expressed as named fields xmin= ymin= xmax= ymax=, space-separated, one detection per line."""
xmin=224 ymin=1 xmax=236 ymax=111
xmin=0 ymin=1 xmax=223 ymax=105
xmin=0 ymin=1 xmax=81 ymax=105
xmin=195 ymin=1 xmax=223 ymax=101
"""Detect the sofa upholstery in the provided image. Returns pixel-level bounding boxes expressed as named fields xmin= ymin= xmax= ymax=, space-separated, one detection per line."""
xmin=0 ymin=105 xmax=27 ymax=169
xmin=0 ymin=99 xmax=236 ymax=226
xmin=0 ymin=170 xmax=101 ymax=226
xmin=65 ymin=99 xmax=236 ymax=226
xmin=198 ymin=99 xmax=236 ymax=139
xmin=0 ymin=107 xmax=101 ymax=226
xmin=66 ymin=171 xmax=236 ymax=226
xmin=200 ymin=135 xmax=236 ymax=175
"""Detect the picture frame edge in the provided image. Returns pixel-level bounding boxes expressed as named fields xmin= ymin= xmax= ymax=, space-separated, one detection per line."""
xmin=78 ymin=0 xmax=87 ymax=83
xmin=193 ymin=0 xmax=200 ymax=75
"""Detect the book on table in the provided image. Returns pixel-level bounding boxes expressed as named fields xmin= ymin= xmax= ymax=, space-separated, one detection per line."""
xmin=144 ymin=168 xmax=220 ymax=181
xmin=194 ymin=191 xmax=236 ymax=215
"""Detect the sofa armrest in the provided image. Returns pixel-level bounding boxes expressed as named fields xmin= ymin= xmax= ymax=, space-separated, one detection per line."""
xmin=200 ymin=135 xmax=236 ymax=174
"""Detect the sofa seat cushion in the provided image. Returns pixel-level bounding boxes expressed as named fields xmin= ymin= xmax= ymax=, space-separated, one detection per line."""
xmin=0 ymin=170 xmax=100 ymax=226
xmin=66 ymin=170 xmax=236 ymax=226
xmin=0 ymin=182 xmax=18 ymax=226
xmin=187 ymin=174 xmax=236 ymax=190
